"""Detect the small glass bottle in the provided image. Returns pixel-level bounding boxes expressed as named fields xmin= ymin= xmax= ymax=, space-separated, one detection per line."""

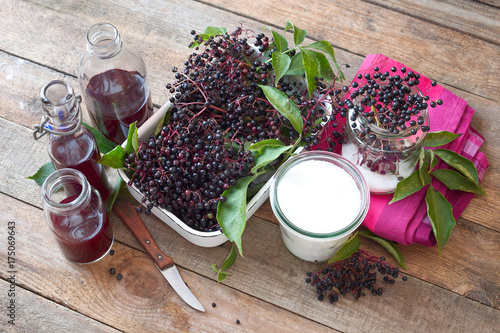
xmin=42 ymin=168 xmax=113 ymax=264
xmin=38 ymin=80 xmax=111 ymax=201
xmin=341 ymin=84 xmax=429 ymax=194
xmin=78 ymin=22 xmax=153 ymax=145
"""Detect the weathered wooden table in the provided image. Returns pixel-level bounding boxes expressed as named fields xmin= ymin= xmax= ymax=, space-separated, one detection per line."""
xmin=1 ymin=0 xmax=499 ymax=332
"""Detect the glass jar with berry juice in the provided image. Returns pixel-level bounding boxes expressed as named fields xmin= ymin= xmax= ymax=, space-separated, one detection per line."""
xmin=42 ymin=168 xmax=113 ymax=264
xmin=38 ymin=80 xmax=111 ymax=201
xmin=78 ymin=22 xmax=153 ymax=145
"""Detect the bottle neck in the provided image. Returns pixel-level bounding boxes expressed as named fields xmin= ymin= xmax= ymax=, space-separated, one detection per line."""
xmin=86 ymin=22 xmax=123 ymax=59
xmin=42 ymin=168 xmax=91 ymax=215
xmin=40 ymin=80 xmax=81 ymax=133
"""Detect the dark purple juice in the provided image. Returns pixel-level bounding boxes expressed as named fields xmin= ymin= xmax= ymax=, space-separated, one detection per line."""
xmin=49 ymin=130 xmax=111 ymax=201
xmin=85 ymin=68 xmax=153 ymax=145
xmin=51 ymin=195 xmax=113 ymax=263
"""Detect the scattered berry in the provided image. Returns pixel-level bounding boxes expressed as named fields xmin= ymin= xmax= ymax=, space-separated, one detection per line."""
xmin=116 ymin=273 xmax=123 ymax=281
xmin=109 ymin=268 xmax=116 ymax=275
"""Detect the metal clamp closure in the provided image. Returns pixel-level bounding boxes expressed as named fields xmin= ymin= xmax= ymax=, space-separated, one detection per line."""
xmin=33 ymin=96 xmax=83 ymax=140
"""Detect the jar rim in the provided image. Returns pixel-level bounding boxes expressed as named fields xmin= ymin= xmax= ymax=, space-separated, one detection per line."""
xmin=40 ymin=80 xmax=74 ymax=107
xmin=86 ymin=22 xmax=122 ymax=58
xmin=42 ymin=168 xmax=90 ymax=212
xmin=86 ymin=22 xmax=119 ymax=48
xmin=270 ymin=151 xmax=370 ymax=238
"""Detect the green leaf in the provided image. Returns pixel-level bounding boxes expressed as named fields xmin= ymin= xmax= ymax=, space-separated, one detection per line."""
xmin=425 ymin=185 xmax=456 ymax=256
xmin=285 ymin=52 xmax=305 ymax=76
xmin=289 ymin=50 xmax=335 ymax=81
xmin=98 ymin=145 xmax=126 ymax=168
xmin=259 ymin=85 xmax=304 ymax=133
xmin=221 ymin=243 xmax=238 ymax=271
xmin=305 ymin=41 xmax=345 ymax=81
xmin=251 ymin=145 xmax=293 ymax=174
xmin=27 ymin=162 xmax=56 ymax=186
xmin=389 ymin=170 xmax=425 ymax=204
xmin=419 ymin=149 xmax=432 ymax=185
xmin=210 ymin=243 xmax=238 ymax=283
xmin=434 ymin=149 xmax=480 ymax=184
xmin=266 ymin=28 xmax=288 ymax=52
xmin=284 ymin=20 xmax=307 ymax=46
xmin=427 ymin=149 xmax=438 ymax=172
xmin=272 ymin=51 xmax=291 ymax=86
xmin=154 ymin=110 xmax=168 ymax=136
xmin=299 ymin=48 xmax=321 ymax=99
xmin=246 ymin=181 xmax=265 ymax=199
xmin=312 ymin=51 xmax=335 ymax=82
xmin=327 ymin=234 xmax=361 ymax=263
xmin=105 ymin=177 xmax=124 ymax=213
xmin=125 ymin=122 xmax=138 ymax=155
xmin=423 ymin=131 xmax=461 ymax=147
xmin=211 ymin=264 xmax=231 ymax=283
xmin=82 ymin=122 xmax=117 ymax=154
xmin=191 ymin=26 xmax=227 ymax=48
xmin=247 ymin=139 xmax=285 ymax=152
xmin=358 ymin=230 xmax=407 ymax=269
xmin=432 ymin=169 xmax=486 ymax=195
xmin=217 ymin=175 xmax=258 ymax=256
xmin=204 ymin=26 xmax=227 ymax=36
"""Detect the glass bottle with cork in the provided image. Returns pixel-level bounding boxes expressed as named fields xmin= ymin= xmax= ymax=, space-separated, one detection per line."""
xmin=78 ymin=22 xmax=153 ymax=145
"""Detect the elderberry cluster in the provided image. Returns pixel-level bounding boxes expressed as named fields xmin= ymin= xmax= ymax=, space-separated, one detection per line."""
xmin=306 ymin=250 xmax=407 ymax=303
xmin=125 ymin=111 xmax=254 ymax=231
xmin=169 ymin=26 xmax=344 ymax=151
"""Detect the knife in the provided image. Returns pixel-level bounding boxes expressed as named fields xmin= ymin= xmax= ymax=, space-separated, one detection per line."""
xmin=112 ymin=198 xmax=205 ymax=312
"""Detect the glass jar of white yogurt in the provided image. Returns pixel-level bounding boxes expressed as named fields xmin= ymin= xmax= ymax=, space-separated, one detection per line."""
xmin=270 ymin=151 xmax=370 ymax=262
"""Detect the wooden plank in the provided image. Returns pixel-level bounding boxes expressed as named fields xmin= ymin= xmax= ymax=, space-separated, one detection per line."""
xmin=477 ymin=0 xmax=500 ymax=8
xmin=0 ymin=193 xmax=337 ymax=333
xmin=362 ymin=0 xmax=500 ymax=45
xmin=0 ymin=0 xmax=498 ymax=104
xmin=0 ymin=280 xmax=120 ymax=333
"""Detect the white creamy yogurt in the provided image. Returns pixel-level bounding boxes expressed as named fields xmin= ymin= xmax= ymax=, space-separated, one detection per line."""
xmin=276 ymin=160 xmax=361 ymax=234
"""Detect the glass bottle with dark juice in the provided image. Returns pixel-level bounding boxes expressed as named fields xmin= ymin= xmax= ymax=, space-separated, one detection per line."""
xmin=78 ymin=22 xmax=153 ymax=145
xmin=85 ymin=68 xmax=153 ymax=144
xmin=42 ymin=168 xmax=113 ymax=264
xmin=40 ymin=80 xmax=111 ymax=201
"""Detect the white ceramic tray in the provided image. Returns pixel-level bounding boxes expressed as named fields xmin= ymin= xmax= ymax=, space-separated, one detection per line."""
xmin=118 ymin=102 xmax=272 ymax=247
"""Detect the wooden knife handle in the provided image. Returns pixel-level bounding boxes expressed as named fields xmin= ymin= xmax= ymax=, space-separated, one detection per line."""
xmin=112 ymin=198 xmax=175 ymax=270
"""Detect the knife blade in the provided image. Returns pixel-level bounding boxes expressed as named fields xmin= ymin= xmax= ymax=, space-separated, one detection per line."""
xmin=112 ymin=198 xmax=205 ymax=312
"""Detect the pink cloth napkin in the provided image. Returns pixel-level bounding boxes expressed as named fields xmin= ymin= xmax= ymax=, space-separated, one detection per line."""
xmin=320 ymin=54 xmax=489 ymax=246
